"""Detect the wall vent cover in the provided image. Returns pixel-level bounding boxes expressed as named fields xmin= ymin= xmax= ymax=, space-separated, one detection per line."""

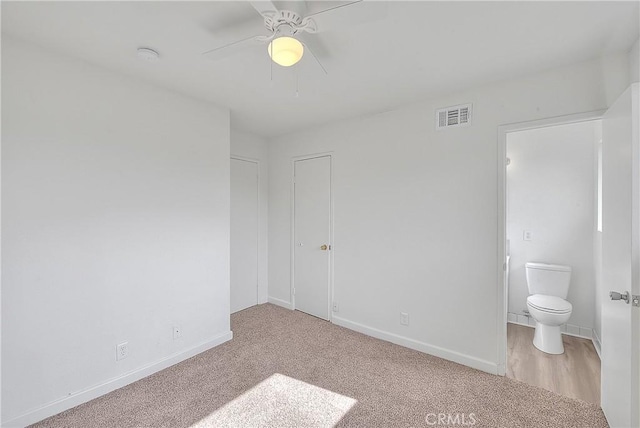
xmin=435 ymin=103 xmax=472 ymax=130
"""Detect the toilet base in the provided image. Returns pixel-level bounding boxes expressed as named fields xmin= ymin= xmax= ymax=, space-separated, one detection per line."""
xmin=532 ymin=323 xmax=565 ymax=354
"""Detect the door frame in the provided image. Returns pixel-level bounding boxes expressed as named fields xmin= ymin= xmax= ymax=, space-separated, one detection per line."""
xmin=230 ymin=155 xmax=261 ymax=309
xmin=290 ymin=152 xmax=334 ymax=321
xmin=496 ymin=110 xmax=605 ymax=376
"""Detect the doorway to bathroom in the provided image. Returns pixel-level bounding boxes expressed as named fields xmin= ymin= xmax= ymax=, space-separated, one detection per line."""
xmin=499 ymin=115 xmax=603 ymax=404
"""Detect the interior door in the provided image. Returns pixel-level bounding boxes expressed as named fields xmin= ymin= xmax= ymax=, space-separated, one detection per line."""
xmin=601 ymin=83 xmax=639 ymax=428
xmin=294 ymin=156 xmax=331 ymax=320
xmin=231 ymin=158 xmax=259 ymax=313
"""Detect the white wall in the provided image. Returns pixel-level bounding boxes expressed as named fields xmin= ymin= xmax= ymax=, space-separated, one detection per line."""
xmin=629 ymin=38 xmax=639 ymax=84
xmin=594 ymin=134 xmax=604 ymax=350
xmin=230 ymin=129 xmax=269 ymax=305
xmin=2 ymin=37 xmax=232 ymax=425
xmin=267 ymin=54 xmax=629 ymax=373
xmin=506 ymin=121 xmax=599 ymax=331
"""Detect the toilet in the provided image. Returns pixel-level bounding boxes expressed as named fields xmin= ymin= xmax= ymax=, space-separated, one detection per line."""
xmin=525 ymin=262 xmax=573 ymax=354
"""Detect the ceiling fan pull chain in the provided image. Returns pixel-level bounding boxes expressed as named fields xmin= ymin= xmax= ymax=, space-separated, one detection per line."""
xmin=295 ymin=66 xmax=300 ymax=98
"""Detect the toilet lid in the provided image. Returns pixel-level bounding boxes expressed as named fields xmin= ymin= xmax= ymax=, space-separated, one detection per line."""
xmin=527 ymin=294 xmax=572 ymax=314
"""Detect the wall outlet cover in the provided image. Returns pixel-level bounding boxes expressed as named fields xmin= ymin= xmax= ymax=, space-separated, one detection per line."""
xmin=116 ymin=342 xmax=129 ymax=361
xmin=173 ymin=326 xmax=182 ymax=340
xmin=400 ymin=312 xmax=409 ymax=326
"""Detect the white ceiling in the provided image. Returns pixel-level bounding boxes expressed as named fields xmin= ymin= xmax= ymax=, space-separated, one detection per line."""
xmin=2 ymin=1 xmax=638 ymax=137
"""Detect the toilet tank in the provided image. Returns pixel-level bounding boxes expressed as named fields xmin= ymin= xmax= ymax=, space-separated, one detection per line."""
xmin=525 ymin=262 xmax=572 ymax=298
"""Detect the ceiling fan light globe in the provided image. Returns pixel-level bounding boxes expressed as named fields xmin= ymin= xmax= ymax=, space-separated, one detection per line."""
xmin=267 ymin=36 xmax=304 ymax=67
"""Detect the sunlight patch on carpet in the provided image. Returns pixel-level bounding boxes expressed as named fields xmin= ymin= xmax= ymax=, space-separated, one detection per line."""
xmin=190 ymin=373 xmax=357 ymax=427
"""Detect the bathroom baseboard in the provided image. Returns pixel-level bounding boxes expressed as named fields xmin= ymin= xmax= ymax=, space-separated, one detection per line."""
xmin=507 ymin=320 xmax=594 ymax=341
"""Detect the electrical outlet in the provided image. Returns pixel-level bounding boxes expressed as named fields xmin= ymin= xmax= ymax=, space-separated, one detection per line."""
xmin=332 ymin=302 xmax=339 ymax=312
xmin=400 ymin=312 xmax=409 ymax=326
xmin=173 ymin=325 xmax=182 ymax=340
xmin=116 ymin=342 xmax=129 ymax=361
xmin=523 ymin=230 xmax=533 ymax=241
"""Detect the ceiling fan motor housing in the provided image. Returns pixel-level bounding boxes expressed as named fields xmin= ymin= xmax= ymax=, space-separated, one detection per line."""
xmin=265 ymin=10 xmax=314 ymax=36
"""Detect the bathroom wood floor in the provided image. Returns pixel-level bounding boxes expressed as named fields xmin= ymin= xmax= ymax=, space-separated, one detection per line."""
xmin=506 ymin=323 xmax=601 ymax=404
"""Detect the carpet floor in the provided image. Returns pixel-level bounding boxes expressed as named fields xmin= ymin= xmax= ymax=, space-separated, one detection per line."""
xmin=32 ymin=304 xmax=608 ymax=428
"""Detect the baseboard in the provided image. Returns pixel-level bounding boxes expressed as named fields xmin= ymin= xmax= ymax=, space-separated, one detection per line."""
xmin=332 ymin=315 xmax=498 ymax=375
xmin=592 ymin=329 xmax=602 ymax=359
xmin=267 ymin=296 xmax=293 ymax=310
xmin=3 ymin=331 xmax=233 ymax=428
xmin=507 ymin=320 xmax=594 ymax=340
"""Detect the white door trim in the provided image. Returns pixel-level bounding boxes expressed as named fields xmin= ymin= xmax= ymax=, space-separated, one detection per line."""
xmin=496 ymin=110 xmax=605 ymax=376
xmin=231 ymin=156 xmax=260 ymax=309
xmin=291 ymin=152 xmax=334 ymax=321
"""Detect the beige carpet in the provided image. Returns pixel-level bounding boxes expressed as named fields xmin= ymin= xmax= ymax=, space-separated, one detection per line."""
xmin=32 ymin=304 xmax=608 ymax=428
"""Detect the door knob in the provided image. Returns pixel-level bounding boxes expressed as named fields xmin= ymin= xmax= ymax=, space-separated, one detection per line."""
xmin=609 ymin=291 xmax=630 ymax=303
xmin=320 ymin=244 xmax=328 ymax=251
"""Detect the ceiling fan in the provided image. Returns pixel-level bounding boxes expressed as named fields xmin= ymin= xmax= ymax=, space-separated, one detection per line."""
xmin=203 ymin=0 xmax=386 ymax=73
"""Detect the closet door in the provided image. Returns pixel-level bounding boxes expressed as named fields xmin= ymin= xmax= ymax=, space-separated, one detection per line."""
xmin=231 ymin=158 xmax=259 ymax=313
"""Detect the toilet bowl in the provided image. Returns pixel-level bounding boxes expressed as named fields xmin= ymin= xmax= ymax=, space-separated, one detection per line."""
xmin=525 ymin=262 xmax=573 ymax=354
xmin=526 ymin=294 xmax=572 ymax=354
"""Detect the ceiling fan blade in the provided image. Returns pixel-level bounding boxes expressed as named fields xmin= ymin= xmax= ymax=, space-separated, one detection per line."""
xmin=248 ymin=0 xmax=278 ymax=16
xmin=297 ymin=32 xmax=329 ymax=60
xmin=303 ymin=0 xmax=387 ymax=33
xmin=203 ymin=36 xmax=268 ymax=61
xmin=207 ymin=15 xmax=266 ymax=41
xmin=301 ymin=39 xmax=328 ymax=75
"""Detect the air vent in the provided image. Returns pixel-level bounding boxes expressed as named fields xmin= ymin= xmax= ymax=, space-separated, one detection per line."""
xmin=435 ymin=103 xmax=472 ymax=130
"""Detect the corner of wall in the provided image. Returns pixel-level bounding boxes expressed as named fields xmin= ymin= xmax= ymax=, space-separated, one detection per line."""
xmin=267 ymin=296 xmax=293 ymax=310
xmin=600 ymin=51 xmax=632 ymax=107
xmin=629 ymin=38 xmax=640 ymax=84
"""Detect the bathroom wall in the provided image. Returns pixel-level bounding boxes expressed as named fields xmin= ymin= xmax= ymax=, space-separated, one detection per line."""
xmin=507 ymin=120 xmax=600 ymax=333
